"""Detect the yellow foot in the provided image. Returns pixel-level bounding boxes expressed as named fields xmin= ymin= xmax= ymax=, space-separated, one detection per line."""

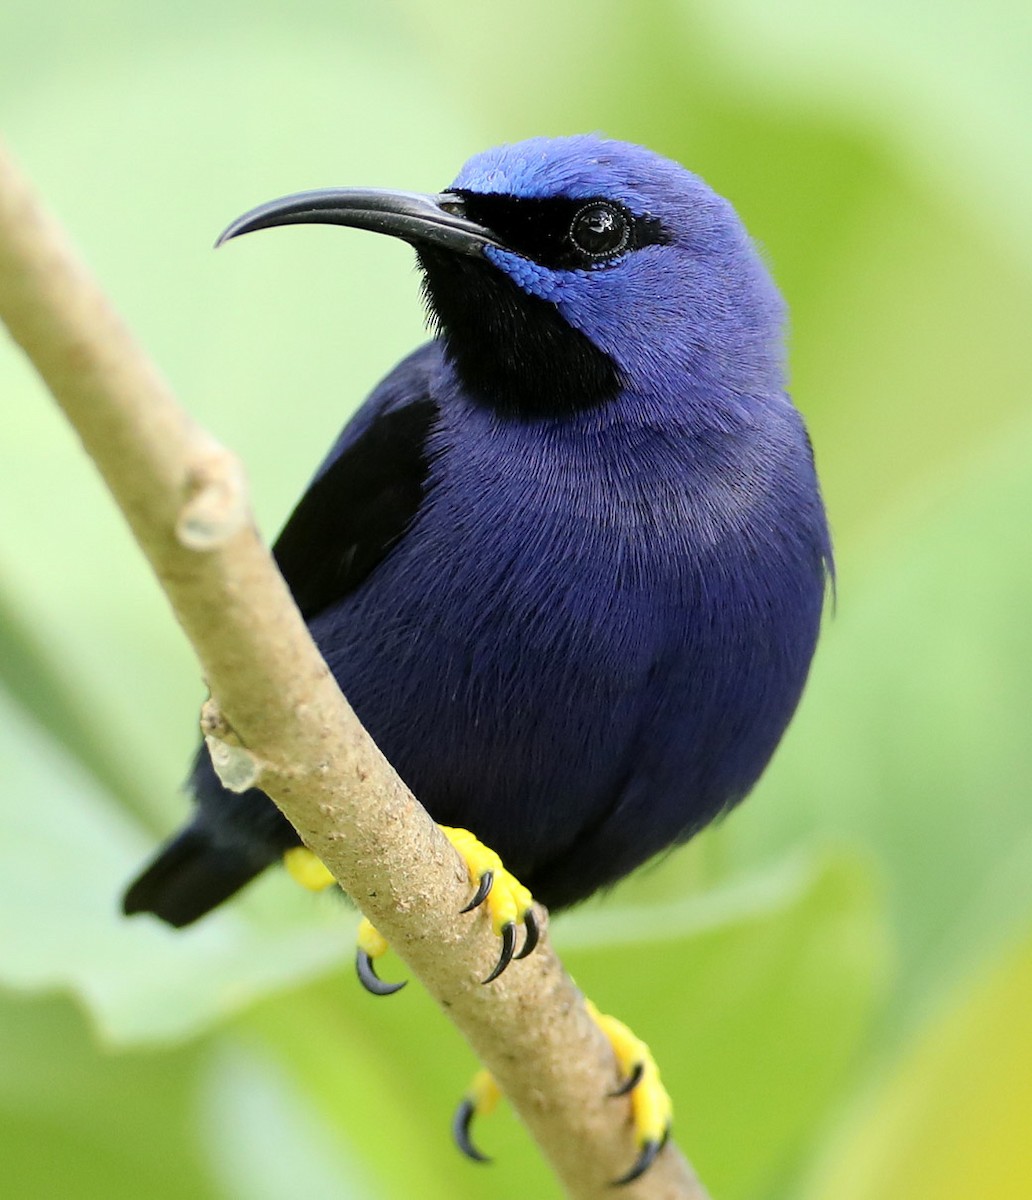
xmin=311 ymin=825 xmax=538 ymax=998
xmin=587 ymin=1001 xmax=673 ymax=1185
xmin=451 ymin=1009 xmax=670 ymax=1180
xmin=452 ymin=1069 xmax=502 ymax=1163
xmin=441 ymin=826 xmax=540 ymax=983
xmin=283 ymin=846 xmax=336 ymax=891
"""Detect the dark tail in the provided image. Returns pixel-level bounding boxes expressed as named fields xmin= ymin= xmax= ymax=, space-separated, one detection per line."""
xmin=122 ymin=823 xmax=267 ymax=928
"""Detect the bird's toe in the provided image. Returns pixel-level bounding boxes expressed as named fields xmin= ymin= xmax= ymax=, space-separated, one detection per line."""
xmin=452 ymin=1069 xmax=501 ymax=1164
xmin=355 ymin=916 xmax=406 ymax=996
xmin=441 ymin=825 xmax=540 ymax=982
xmin=586 ymin=1000 xmax=673 ymax=1185
xmin=282 ymin=845 xmax=337 ymax=891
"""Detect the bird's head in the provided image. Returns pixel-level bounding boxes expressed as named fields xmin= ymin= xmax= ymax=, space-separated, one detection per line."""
xmin=218 ymin=135 xmax=784 ymax=423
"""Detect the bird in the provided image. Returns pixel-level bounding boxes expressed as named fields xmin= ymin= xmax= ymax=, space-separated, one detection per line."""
xmin=122 ymin=134 xmax=831 ymax=1183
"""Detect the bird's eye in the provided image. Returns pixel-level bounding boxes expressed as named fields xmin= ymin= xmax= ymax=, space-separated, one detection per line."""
xmin=569 ymin=203 xmax=629 ymax=260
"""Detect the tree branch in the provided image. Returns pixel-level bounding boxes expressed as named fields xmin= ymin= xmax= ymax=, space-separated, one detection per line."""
xmin=0 ymin=138 xmax=710 ymax=1200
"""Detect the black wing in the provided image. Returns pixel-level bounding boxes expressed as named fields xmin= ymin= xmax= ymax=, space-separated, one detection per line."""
xmin=272 ymin=346 xmax=440 ymax=622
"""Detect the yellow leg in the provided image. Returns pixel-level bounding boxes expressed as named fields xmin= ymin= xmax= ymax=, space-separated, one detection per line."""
xmin=440 ymin=826 xmax=540 ymax=982
xmin=587 ymin=1000 xmax=673 ymax=1184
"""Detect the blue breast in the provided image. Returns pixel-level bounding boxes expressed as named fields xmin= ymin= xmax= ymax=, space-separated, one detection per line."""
xmin=305 ymin=352 xmax=829 ymax=908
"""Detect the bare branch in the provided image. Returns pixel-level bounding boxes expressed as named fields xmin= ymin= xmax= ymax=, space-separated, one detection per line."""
xmin=0 ymin=138 xmax=710 ymax=1200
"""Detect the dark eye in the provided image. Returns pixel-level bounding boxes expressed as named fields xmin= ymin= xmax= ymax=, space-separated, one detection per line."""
xmin=569 ymin=203 xmax=629 ymax=259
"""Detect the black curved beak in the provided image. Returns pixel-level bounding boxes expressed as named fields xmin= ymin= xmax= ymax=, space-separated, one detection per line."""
xmin=215 ymin=188 xmax=502 ymax=257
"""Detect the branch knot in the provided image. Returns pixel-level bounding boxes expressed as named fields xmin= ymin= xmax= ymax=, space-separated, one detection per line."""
xmin=176 ymin=435 xmax=250 ymax=550
xmin=200 ymin=697 xmax=265 ymax=792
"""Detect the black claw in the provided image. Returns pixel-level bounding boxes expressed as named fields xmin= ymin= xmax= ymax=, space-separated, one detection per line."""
xmin=609 ymin=1060 xmax=644 ymax=1098
xmin=482 ymin=921 xmax=517 ymax=983
xmin=452 ymin=1097 xmax=492 ymax=1164
xmin=611 ymin=1129 xmax=669 ymax=1187
xmin=460 ymin=869 xmax=494 ymax=913
xmin=514 ymin=907 xmax=540 ymax=959
xmin=356 ymin=948 xmax=406 ymax=996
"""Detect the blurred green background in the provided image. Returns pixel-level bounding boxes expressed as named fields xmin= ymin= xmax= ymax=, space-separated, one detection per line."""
xmin=2 ymin=1 xmax=1030 ymax=1196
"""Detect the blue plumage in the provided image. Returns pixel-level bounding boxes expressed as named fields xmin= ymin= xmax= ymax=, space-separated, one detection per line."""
xmin=124 ymin=135 xmax=830 ymax=926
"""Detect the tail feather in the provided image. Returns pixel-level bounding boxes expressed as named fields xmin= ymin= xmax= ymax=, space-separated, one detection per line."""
xmin=122 ymin=824 xmax=267 ymax=928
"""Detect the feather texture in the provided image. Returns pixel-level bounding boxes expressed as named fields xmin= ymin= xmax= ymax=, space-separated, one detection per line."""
xmin=124 ymin=136 xmax=830 ymax=925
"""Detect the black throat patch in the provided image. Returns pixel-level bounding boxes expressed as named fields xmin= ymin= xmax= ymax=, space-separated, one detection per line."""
xmin=417 ymin=247 xmax=622 ymax=418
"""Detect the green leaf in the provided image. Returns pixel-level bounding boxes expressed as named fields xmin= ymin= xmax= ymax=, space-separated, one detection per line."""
xmin=679 ymin=0 xmax=1032 ymax=266
xmin=0 ymin=992 xmax=221 ymax=1199
xmin=0 ymin=583 xmax=158 ymax=825
xmin=198 ymin=1041 xmax=384 ymax=1200
xmin=0 ymin=681 xmax=355 ymax=1043
xmin=0 ymin=989 xmax=380 ymax=1199
xmin=244 ymin=980 xmax=483 ymax=1200
xmin=799 ymin=925 xmax=1032 ymax=1200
